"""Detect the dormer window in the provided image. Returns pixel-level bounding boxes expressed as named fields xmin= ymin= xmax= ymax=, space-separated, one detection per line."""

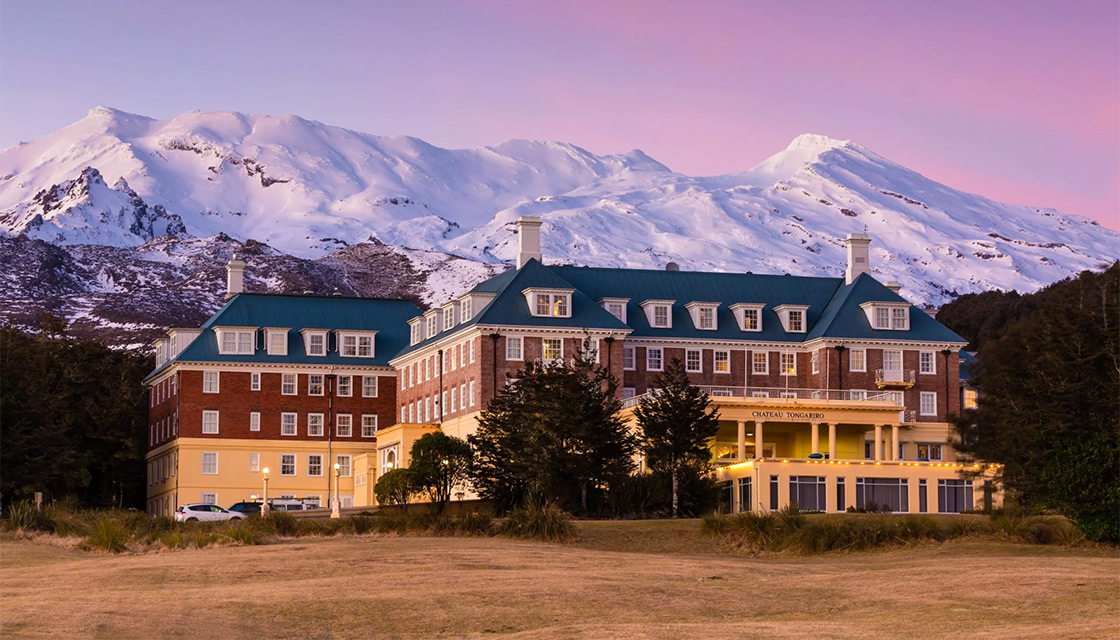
xmin=426 ymin=312 xmax=439 ymax=338
xmin=443 ymin=307 xmax=456 ymax=330
xmin=523 ymin=288 xmax=574 ymax=318
xmin=640 ymin=300 xmax=675 ymax=328
xmin=861 ymin=302 xmax=911 ymax=331
xmin=686 ymin=302 xmax=719 ymax=330
xmin=301 ymin=329 xmax=328 ymax=356
xmin=409 ymin=320 xmax=423 ymax=345
xmin=216 ymin=327 xmax=255 ymax=354
xmin=265 ymin=328 xmax=290 ymax=356
xmin=773 ymin=305 xmax=809 ymax=333
xmin=460 ymin=298 xmax=472 ymax=323
xmin=338 ymin=331 xmax=376 ymax=357
xmin=599 ymin=298 xmax=629 ymax=323
xmin=730 ymin=303 xmax=765 ymax=332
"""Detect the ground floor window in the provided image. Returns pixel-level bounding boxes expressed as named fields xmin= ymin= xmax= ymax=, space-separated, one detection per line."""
xmin=856 ymin=478 xmax=909 ymax=512
xmin=718 ymin=480 xmax=733 ymax=514
xmin=769 ymin=475 xmax=779 ymax=511
xmin=200 ymin=493 xmax=217 ymax=505
xmin=836 ymin=477 xmax=846 ymax=512
xmin=789 ymin=476 xmax=826 ymax=512
xmin=938 ymin=479 xmax=973 ymax=513
xmin=919 ymin=479 xmax=928 ymax=513
xmin=737 ymin=477 xmax=752 ymax=513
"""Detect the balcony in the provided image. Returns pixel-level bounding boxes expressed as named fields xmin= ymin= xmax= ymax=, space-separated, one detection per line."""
xmin=875 ymin=368 xmax=916 ymax=389
xmin=621 ymin=386 xmax=905 ymax=409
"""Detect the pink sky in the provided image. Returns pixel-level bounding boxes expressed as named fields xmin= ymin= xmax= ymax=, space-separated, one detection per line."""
xmin=2 ymin=0 xmax=1117 ymax=227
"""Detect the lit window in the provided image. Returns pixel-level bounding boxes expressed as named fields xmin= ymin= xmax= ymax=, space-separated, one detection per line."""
xmin=963 ymin=388 xmax=978 ymax=410
xmin=203 ymin=371 xmax=220 ymax=394
xmin=780 ymin=352 xmax=796 ymax=375
xmin=752 ymin=352 xmax=769 ymax=375
xmin=506 ymin=336 xmax=523 ymax=360
xmin=361 ymin=415 xmax=378 ymax=437
xmin=308 ymin=413 xmax=324 ymax=437
xmin=920 ymin=352 xmax=936 ymax=374
xmin=698 ymin=307 xmax=715 ymax=329
xmin=789 ymin=310 xmax=804 ymax=332
xmin=536 ymin=294 xmax=550 ymax=316
xmin=920 ymin=392 xmax=937 ymax=416
xmin=850 ymin=349 xmax=866 ymax=372
xmin=686 ymin=349 xmax=701 ymax=372
xmin=531 ymin=292 xmax=571 ymax=317
xmin=202 ymin=411 xmax=219 ymax=434
xmin=249 ymin=412 xmax=260 ymax=432
xmin=336 ymin=455 xmax=352 ymax=477
xmin=308 ymin=374 xmax=324 ymax=396
xmin=623 ymin=346 xmax=635 ymax=370
xmin=362 ymin=376 xmax=378 ymax=397
xmin=337 ymin=414 xmax=352 ymax=437
xmin=917 ymin=444 xmax=943 ymax=461
xmin=308 ymin=454 xmax=323 ymax=477
xmin=714 ymin=350 xmax=730 ymax=373
xmin=647 ymin=347 xmax=663 ymax=371
xmin=743 ymin=309 xmax=760 ymax=331
xmin=543 ymin=338 xmax=563 ymax=364
xmin=281 ymin=454 xmax=296 ymax=476
xmin=201 ymin=452 xmax=218 ymax=475
xmin=281 ymin=413 xmax=297 ymax=436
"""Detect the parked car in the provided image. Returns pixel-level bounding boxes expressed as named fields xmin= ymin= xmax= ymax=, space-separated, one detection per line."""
xmin=226 ymin=501 xmax=264 ymax=516
xmin=174 ymin=503 xmax=246 ymax=522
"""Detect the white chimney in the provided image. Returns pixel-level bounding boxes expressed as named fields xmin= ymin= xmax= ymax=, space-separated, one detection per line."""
xmin=226 ymin=254 xmax=246 ymax=299
xmin=884 ymin=281 xmax=902 ymax=296
xmin=845 ymin=233 xmax=871 ymax=284
xmin=516 ymin=216 xmax=542 ymax=268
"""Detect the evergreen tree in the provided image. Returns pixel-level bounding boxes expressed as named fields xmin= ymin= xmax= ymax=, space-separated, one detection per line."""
xmin=408 ymin=432 xmax=473 ymax=515
xmin=634 ymin=358 xmax=721 ymax=517
xmin=955 ymin=263 xmax=1119 ymax=541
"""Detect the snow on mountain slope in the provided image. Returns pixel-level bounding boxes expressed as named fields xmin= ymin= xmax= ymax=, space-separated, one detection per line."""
xmin=2 ymin=107 xmax=1116 ymax=313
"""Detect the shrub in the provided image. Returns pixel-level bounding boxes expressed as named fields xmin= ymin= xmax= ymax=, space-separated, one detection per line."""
xmin=456 ymin=511 xmax=494 ymax=536
xmin=497 ymin=502 xmax=576 ymax=543
xmin=85 ymin=520 xmax=130 ymax=553
xmin=269 ymin=512 xmax=298 ymax=537
xmin=347 ymin=515 xmax=375 ymax=535
xmin=4 ymin=500 xmax=44 ymax=532
xmin=374 ymin=469 xmax=417 ymax=511
xmin=223 ymin=523 xmax=260 ymax=546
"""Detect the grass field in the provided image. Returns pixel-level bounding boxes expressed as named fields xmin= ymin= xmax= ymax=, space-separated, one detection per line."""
xmin=2 ymin=519 xmax=1117 ymax=639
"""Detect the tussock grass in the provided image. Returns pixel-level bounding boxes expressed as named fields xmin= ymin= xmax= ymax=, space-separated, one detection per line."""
xmin=496 ymin=503 xmax=576 ymax=542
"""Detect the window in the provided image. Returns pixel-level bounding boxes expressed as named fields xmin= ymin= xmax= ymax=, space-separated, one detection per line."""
xmin=202 ymin=410 xmax=219 ymax=434
xmin=788 ymin=310 xmax=804 ymax=332
xmin=201 ymin=493 xmax=217 ymax=505
xmin=737 ymin=477 xmax=752 ymax=513
xmin=874 ymin=307 xmax=890 ymax=329
xmin=535 ymin=337 xmax=561 ymax=364
xmin=443 ymin=307 xmax=455 ymax=330
xmin=919 ymin=351 xmax=936 ymax=374
xmin=282 ymin=373 xmax=297 ymax=395
xmin=752 ymin=351 xmax=769 ymax=375
xmin=201 ymin=452 xmax=218 ymax=475
xmin=442 ymin=391 xmax=449 ymax=416
xmin=250 ymin=372 xmax=261 ymax=391
xmin=743 ymin=308 xmax=760 ymax=331
xmin=850 ymin=389 xmax=868 ymax=401
xmin=459 ymin=383 xmax=467 ymax=410
xmin=607 ymin=302 xmax=625 ymax=321
xmin=426 ymin=356 xmax=433 ymax=379
xmin=281 ymin=454 xmax=296 ymax=476
xmin=653 ymin=305 xmax=669 ymax=328
xmin=811 ymin=350 xmax=820 ymax=374
xmin=647 ymin=347 xmax=663 ymax=371
xmin=850 ymin=348 xmax=866 ymax=372
xmin=281 ymin=412 xmax=297 ymax=436
xmin=769 ymin=475 xmax=779 ymax=512
xmin=362 ymin=376 xmax=378 ymax=397
xmin=308 ymin=374 xmax=324 ymax=396
xmin=267 ymin=330 xmax=287 ymax=355
xmin=789 ymin=476 xmax=827 ymax=512
xmin=247 ymin=452 xmax=260 ymax=472
xmin=219 ymin=329 xmax=255 ymax=355
xmin=249 ymin=412 xmax=260 ymax=432
xmin=308 ymin=413 xmax=324 ymax=437
xmin=697 ymin=307 xmax=715 ymax=329
xmin=917 ymin=443 xmax=943 ymax=461
xmin=337 ymin=414 xmax=352 ymax=437
xmin=836 ymin=478 xmax=846 ymax=512
xmin=622 ymin=387 xmax=636 ymax=400
xmin=469 ymin=380 xmax=476 ymax=406
xmin=308 ymin=454 xmax=323 ymax=477
xmin=623 ymin=346 xmax=635 ymax=370
xmin=920 ymin=392 xmax=937 ymax=416
xmin=340 ymin=333 xmax=374 ymax=357
xmin=530 ymin=292 xmax=571 ymax=317
xmin=337 ymin=375 xmax=352 ymax=397
xmin=449 ymin=388 xmax=458 ymax=414
xmin=361 ymin=414 xmax=378 ymax=437
xmin=424 ymin=397 xmax=431 ymax=422
xmin=427 ymin=314 xmax=439 ymax=338
xmin=963 ymin=388 xmax=978 ymax=410
xmin=891 ymin=307 xmax=908 ymax=330
xmin=469 ymin=340 xmax=475 ymax=363
xmin=506 ymin=336 xmax=523 ymax=360
xmin=461 ymin=298 xmax=472 ymax=322
xmin=336 ymin=455 xmax=352 ymax=477
xmin=410 ymin=322 xmax=422 ymax=345
xmin=306 ymin=332 xmax=326 ymax=356
xmin=856 ymin=477 xmax=909 ymax=512
xmin=408 ymin=402 xmax=415 ymax=423
xmin=203 ymin=371 xmax=220 ymax=394
xmin=780 ymin=352 xmax=796 ymax=376
xmin=938 ymin=479 xmax=974 ymax=513
xmin=685 ymin=349 xmax=702 ymax=372
xmin=401 ymin=406 xmax=407 ymax=422
xmin=714 ymin=350 xmax=730 ymax=374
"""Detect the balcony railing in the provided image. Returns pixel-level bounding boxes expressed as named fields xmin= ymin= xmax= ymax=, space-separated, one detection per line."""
xmin=621 ymin=386 xmax=905 ymax=409
xmin=875 ymin=368 xmax=916 ymax=389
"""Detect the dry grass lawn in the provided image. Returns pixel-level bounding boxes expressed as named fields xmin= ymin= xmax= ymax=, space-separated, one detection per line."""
xmin=2 ymin=520 xmax=1117 ymax=639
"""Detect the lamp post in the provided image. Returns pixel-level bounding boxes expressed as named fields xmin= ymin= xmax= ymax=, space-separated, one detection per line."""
xmin=261 ymin=467 xmax=270 ymax=517
xmin=331 ymin=463 xmax=341 ymax=518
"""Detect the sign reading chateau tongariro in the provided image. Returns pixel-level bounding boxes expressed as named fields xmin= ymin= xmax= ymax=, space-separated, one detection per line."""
xmin=751 ymin=411 xmax=827 ymax=421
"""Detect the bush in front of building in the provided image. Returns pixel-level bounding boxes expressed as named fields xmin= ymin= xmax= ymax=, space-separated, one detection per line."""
xmin=374 ymin=469 xmax=418 ymax=512
xmin=408 ymin=432 xmax=473 ymax=516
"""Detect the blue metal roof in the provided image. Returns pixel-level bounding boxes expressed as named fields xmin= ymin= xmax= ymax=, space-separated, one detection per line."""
xmin=806 ymin=273 xmax=967 ymax=343
xmin=959 ymin=350 xmax=979 ymax=381
xmin=147 ymin=293 xmax=420 ymax=379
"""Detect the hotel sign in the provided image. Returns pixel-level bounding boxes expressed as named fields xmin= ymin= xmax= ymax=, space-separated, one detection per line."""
xmin=752 ymin=410 xmax=827 ymax=421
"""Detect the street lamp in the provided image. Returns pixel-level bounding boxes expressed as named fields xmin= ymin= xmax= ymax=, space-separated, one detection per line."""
xmin=261 ymin=467 xmax=270 ymax=517
xmin=331 ymin=462 xmax=341 ymax=519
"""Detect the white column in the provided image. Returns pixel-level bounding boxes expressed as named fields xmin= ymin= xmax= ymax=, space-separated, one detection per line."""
xmin=828 ymin=423 xmax=837 ymax=460
xmin=873 ymin=425 xmax=882 ymax=461
xmin=891 ymin=424 xmax=900 ymax=461
xmin=811 ymin=422 xmax=820 ymax=456
xmin=737 ymin=421 xmax=747 ymax=461
xmin=755 ymin=421 xmax=765 ymax=459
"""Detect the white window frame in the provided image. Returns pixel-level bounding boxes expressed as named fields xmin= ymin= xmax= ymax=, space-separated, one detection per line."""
xmin=460 ymin=298 xmax=472 ymax=323
xmin=281 ymin=454 xmax=296 ymax=477
xmin=469 ymin=380 xmax=476 ymax=406
xmin=685 ymin=349 xmax=702 ymax=373
xmin=917 ymin=443 xmax=944 ymax=461
xmin=308 ymin=374 xmax=325 ymax=396
xmin=443 ymin=307 xmax=456 ymax=331
xmin=811 ymin=350 xmax=820 ymax=374
xmin=526 ymin=289 xmax=573 ymax=318
xmin=303 ymin=330 xmax=328 ymax=357
xmin=410 ymin=321 xmax=423 ymax=345
xmin=780 ymin=352 xmax=797 ymax=376
xmin=362 ymin=376 xmax=378 ymax=397
xmin=542 ymin=338 xmax=563 ymax=365
xmin=427 ymin=314 xmax=439 ymax=339
xmin=337 ymin=375 xmax=352 ymax=397
xmin=337 ymin=413 xmax=352 ymax=437
xmin=308 ymin=413 xmax=324 ymax=437
xmin=647 ymin=347 xmax=663 ymax=372
xmin=202 ymin=410 xmax=219 ymax=434
xmin=623 ymin=346 xmax=636 ymax=371
xmin=250 ymin=371 xmax=261 ymax=391
xmin=266 ymin=329 xmax=288 ymax=356
xmin=201 ymin=452 xmax=218 ymax=475
xmin=336 ymin=455 xmax=352 ymax=478
xmin=850 ymin=348 xmax=866 ymax=372
xmin=714 ymin=350 xmax=730 ymax=374
xmin=217 ymin=329 xmax=255 ymax=355
xmin=200 ymin=492 xmax=217 ymax=505
xmin=281 ymin=373 xmax=297 ymax=395
xmin=281 ymin=412 xmax=298 ymax=436
xmin=249 ymin=411 xmax=260 ymax=432
xmin=752 ymin=351 xmax=769 ymax=375
xmin=602 ymin=299 xmax=628 ymax=323
xmin=774 ymin=305 xmax=809 ymax=333
xmin=686 ymin=302 xmax=719 ymax=331
xmin=339 ymin=332 xmax=376 ymax=358
xmin=361 ymin=414 xmax=378 ymax=437
xmin=920 ymin=351 xmax=937 ymax=375
xmin=891 ymin=307 xmax=908 ymax=330
xmin=308 ymin=454 xmax=324 ymax=477
xmin=506 ymin=336 xmax=523 ymax=361
xmin=250 ymin=452 xmax=260 ymax=472
xmin=920 ymin=392 xmax=937 ymax=416
xmin=202 ymin=371 xmax=220 ymax=394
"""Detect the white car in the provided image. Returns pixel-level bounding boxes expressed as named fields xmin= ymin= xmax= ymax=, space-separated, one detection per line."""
xmin=174 ymin=503 xmax=246 ymax=522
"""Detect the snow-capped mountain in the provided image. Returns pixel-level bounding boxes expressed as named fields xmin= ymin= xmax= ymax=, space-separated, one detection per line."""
xmin=2 ymin=107 xmax=1116 ymax=346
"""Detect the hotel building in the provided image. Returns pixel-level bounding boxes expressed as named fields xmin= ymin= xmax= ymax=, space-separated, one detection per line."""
xmin=146 ymin=218 xmax=1000 ymax=515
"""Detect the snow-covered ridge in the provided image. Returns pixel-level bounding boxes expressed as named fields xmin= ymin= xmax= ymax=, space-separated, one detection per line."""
xmin=2 ymin=106 xmax=1116 ymax=308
